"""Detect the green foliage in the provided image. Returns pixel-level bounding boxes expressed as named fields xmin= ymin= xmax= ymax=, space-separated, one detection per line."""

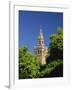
xmin=48 ymin=28 xmax=63 ymax=60
xmin=19 ymin=27 xmax=63 ymax=79
xmin=19 ymin=46 xmax=40 ymax=79
xmin=39 ymin=60 xmax=63 ymax=78
xmin=19 ymin=45 xmax=28 ymax=58
xmin=19 ymin=46 xmax=63 ymax=78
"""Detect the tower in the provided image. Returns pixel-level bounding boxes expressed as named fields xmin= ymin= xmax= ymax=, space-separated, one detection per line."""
xmin=34 ymin=28 xmax=48 ymax=64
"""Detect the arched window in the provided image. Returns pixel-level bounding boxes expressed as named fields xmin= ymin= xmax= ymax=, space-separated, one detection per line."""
xmin=38 ymin=50 xmax=42 ymax=54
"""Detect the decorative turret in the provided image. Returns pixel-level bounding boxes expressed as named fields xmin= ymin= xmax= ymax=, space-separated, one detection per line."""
xmin=34 ymin=27 xmax=48 ymax=64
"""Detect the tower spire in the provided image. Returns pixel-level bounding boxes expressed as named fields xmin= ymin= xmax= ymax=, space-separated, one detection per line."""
xmin=38 ymin=26 xmax=43 ymax=40
xmin=34 ymin=27 xmax=48 ymax=64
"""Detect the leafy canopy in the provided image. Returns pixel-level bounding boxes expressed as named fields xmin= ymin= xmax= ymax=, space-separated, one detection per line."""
xmin=19 ymin=28 xmax=63 ymax=79
xmin=49 ymin=28 xmax=63 ymax=60
xmin=19 ymin=46 xmax=40 ymax=79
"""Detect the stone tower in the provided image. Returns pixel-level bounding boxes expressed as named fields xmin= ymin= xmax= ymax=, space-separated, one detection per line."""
xmin=34 ymin=28 xmax=48 ymax=64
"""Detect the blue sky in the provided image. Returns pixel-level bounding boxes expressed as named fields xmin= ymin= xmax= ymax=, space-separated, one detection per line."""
xmin=19 ymin=10 xmax=63 ymax=54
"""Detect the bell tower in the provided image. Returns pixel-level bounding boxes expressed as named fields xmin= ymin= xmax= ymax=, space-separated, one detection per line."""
xmin=35 ymin=27 xmax=48 ymax=64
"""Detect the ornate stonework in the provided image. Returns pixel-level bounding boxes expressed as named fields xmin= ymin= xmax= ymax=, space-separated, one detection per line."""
xmin=34 ymin=28 xmax=48 ymax=64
